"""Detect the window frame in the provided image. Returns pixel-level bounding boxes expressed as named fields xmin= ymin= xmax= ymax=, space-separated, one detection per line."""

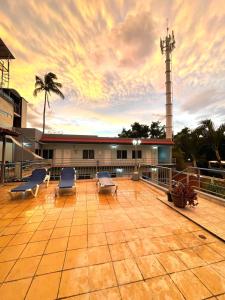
xmin=83 ymin=149 xmax=95 ymax=159
xmin=117 ymin=150 xmax=127 ymax=159
xmin=132 ymin=150 xmax=142 ymax=159
xmin=42 ymin=149 xmax=54 ymax=159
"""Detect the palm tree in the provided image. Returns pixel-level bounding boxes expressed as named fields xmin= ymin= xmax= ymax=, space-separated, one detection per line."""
xmin=174 ymin=127 xmax=202 ymax=168
xmin=33 ymin=72 xmax=64 ymax=134
xmin=198 ymin=119 xmax=225 ymax=168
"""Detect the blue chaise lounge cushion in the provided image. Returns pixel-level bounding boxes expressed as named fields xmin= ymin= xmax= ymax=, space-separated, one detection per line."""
xmin=59 ymin=167 xmax=76 ymax=189
xmin=11 ymin=168 xmax=47 ymax=192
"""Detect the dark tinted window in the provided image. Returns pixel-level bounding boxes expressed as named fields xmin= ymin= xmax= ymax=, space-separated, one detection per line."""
xmin=35 ymin=149 xmax=41 ymax=156
xmin=42 ymin=149 xmax=53 ymax=159
xmin=43 ymin=149 xmax=48 ymax=159
xmin=117 ymin=150 xmax=127 ymax=159
xmin=48 ymin=149 xmax=53 ymax=159
xmin=132 ymin=150 xmax=142 ymax=159
xmin=83 ymin=150 xmax=95 ymax=159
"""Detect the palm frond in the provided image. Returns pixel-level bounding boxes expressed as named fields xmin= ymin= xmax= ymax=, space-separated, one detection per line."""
xmin=34 ymin=76 xmax=44 ymax=88
xmin=53 ymin=82 xmax=62 ymax=88
xmin=33 ymin=87 xmax=44 ymax=97
xmin=218 ymin=124 xmax=225 ymax=134
xmin=51 ymin=87 xmax=65 ymax=99
xmin=45 ymin=72 xmax=57 ymax=84
xmin=48 ymin=72 xmax=57 ymax=79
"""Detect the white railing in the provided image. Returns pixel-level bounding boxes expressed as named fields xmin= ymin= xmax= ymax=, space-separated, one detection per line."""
xmin=2 ymin=157 xmax=175 ymax=182
xmin=140 ymin=165 xmax=225 ymax=200
xmin=52 ymin=158 xmax=158 ymax=166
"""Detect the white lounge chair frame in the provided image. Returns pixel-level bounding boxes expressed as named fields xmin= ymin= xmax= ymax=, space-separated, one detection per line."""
xmin=96 ymin=174 xmax=118 ymax=194
xmin=9 ymin=173 xmax=50 ymax=198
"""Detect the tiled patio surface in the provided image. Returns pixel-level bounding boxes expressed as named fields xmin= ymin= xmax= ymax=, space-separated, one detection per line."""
xmin=0 ymin=179 xmax=224 ymax=299
xmin=158 ymin=192 xmax=225 ymax=242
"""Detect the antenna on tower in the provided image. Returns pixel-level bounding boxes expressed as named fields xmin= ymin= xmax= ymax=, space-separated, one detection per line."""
xmin=160 ymin=24 xmax=175 ymax=140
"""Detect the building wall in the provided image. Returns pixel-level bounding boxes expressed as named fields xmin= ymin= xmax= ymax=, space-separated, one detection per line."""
xmin=10 ymin=128 xmax=171 ymax=166
xmin=21 ymin=99 xmax=27 ymax=128
xmin=42 ymin=143 xmax=159 ymax=166
xmin=0 ymin=141 xmax=13 ymax=162
xmin=0 ymin=95 xmax=14 ymax=129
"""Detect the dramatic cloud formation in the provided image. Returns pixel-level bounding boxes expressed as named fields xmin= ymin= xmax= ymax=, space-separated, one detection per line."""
xmin=0 ymin=0 xmax=224 ymax=135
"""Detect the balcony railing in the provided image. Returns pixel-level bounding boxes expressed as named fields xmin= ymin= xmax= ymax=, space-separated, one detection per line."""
xmin=52 ymin=157 xmax=157 ymax=166
xmin=141 ymin=165 xmax=225 ymax=200
xmin=0 ymin=157 xmax=175 ymax=183
xmin=0 ymin=159 xmax=144 ymax=182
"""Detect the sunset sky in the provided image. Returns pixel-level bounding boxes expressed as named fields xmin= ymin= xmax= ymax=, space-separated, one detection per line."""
xmin=0 ymin=0 xmax=224 ymax=136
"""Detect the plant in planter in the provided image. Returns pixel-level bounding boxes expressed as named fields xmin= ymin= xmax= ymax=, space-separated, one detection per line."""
xmin=167 ymin=191 xmax=173 ymax=202
xmin=171 ymin=182 xmax=198 ymax=208
xmin=167 ymin=181 xmax=177 ymax=202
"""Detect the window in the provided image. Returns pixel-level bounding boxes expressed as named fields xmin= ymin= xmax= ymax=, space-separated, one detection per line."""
xmin=117 ymin=150 xmax=127 ymax=159
xmin=35 ymin=149 xmax=41 ymax=156
xmin=83 ymin=149 xmax=94 ymax=159
xmin=132 ymin=150 xmax=142 ymax=159
xmin=48 ymin=149 xmax=53 ymax=159
xmin=42 ymin=149 xmax=53 ymax=159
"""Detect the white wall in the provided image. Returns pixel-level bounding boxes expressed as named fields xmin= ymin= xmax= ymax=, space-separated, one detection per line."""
xmin=42 ymin=143 xmax=160 ymax=165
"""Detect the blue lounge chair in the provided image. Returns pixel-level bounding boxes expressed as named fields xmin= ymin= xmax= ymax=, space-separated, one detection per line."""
xmin=10 ymin=168 xmax=50 ymax=198
xmin=56 ymin=167 xmax=76 ymax=196
xmin=96 ymin=171 xmax=118 ymax=194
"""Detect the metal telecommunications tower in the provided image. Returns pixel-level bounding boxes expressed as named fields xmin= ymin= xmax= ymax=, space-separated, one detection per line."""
xmin=160 ymin=27 xmax=175 ymax=140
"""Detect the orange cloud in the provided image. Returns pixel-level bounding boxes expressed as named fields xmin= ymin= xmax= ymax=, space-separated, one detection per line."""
xmin=0 ymin=0 xmax=224 ymax=134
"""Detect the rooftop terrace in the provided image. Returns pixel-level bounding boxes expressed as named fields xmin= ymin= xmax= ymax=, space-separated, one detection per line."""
xmin=0 ymin=179 xmax=225 ymax=299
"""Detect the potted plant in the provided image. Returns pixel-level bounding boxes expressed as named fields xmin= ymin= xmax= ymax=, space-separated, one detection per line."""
xmin=171 ymin=182 xmax=198 ymax=208
xmin=167 ymin=191 xmax=173 ymax=202
xmin=167 ymin=181 xmax=177 ymax=202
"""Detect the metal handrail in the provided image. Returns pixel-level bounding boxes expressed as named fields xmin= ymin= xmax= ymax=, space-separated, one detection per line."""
xmin=172 ymin=167 xmax=192 ymax=179
xmin=141 ymin=164 xmax=225 ymax=199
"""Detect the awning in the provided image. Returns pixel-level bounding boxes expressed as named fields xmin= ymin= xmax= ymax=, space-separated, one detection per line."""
xmin=6 ymin=135 xmax=43 ymax=159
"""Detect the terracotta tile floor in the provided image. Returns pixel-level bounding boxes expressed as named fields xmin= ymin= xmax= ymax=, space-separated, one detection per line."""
xmin=158 ymin=193 xmax=225 ymax=241
xmin=0 ymin=179 xmax=225 ymax=299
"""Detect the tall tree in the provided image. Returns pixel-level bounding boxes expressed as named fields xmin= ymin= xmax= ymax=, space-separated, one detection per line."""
xmin=172 ymin=146 xmax=186 ymax=170
xmin=149 ymin=121 xmax=165 ymax=138
xmin=118 ymin=121 xmax=166 ymax=138
xmin=33 ymin=72 xmax=64 ymax=134
xmin=118 ymin=122 xmax=149 ymax=138
xmin=197 ymin=119 xmax=225 ymax=168
xmin=174 ymin=127 xmax=202 ymax=167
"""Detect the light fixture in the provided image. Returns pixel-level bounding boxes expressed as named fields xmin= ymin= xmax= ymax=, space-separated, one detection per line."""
xmin=152 ymin=146 xmax=158 ymax=149
xmin=111 ymin=145 xmax=117 ymax=149
xmin=23 ymin=142 xmax=32 ymax=147
xmin=132 ymin=139 xmax=141 ymax=146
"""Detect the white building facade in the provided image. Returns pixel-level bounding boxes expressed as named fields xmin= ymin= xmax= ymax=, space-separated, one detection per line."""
xmin=39 ymin=134 xmax=173 ymax=167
